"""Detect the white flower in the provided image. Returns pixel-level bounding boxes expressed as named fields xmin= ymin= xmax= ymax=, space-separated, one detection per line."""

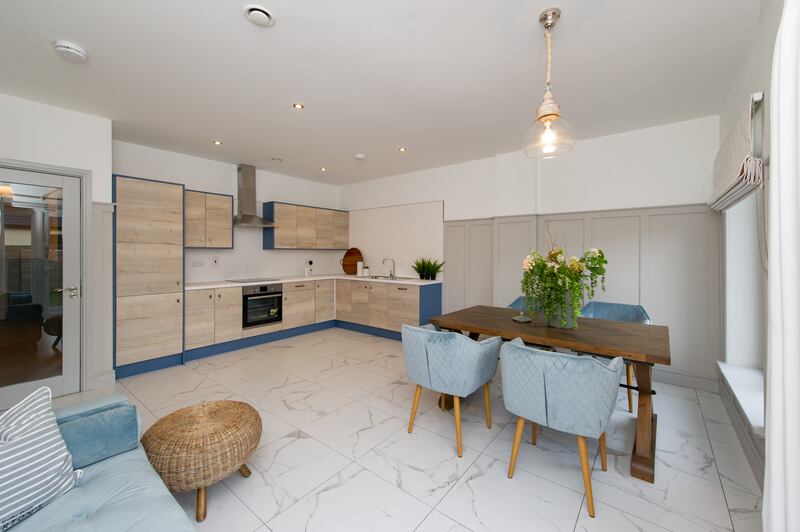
xmin=589 ymin=248 xmax=600 ymax=256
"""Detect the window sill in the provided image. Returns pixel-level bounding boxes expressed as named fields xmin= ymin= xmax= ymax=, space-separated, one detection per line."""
xmin=717 ymin=361 xmax=765 ymax=437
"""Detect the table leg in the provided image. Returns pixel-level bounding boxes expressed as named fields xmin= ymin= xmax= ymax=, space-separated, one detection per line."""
xmin=196 ymin=486 xmax=207 ymax=522
xmin=630 ymin=362 xmax=657 ymax=483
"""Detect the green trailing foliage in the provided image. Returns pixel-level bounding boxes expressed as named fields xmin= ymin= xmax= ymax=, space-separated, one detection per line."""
xmin=521 ymin=246 xmax=607 ymax=328
xmin=412 ymin=257 xmax=445 ymax=280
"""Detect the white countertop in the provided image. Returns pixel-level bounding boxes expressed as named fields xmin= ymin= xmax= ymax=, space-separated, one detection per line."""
xmin=185 ymin=274 xmax=442 ymax=291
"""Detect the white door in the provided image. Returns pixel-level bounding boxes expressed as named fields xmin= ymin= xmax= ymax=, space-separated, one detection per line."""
xmin=0 ymin=168 xmax=81 ymax=408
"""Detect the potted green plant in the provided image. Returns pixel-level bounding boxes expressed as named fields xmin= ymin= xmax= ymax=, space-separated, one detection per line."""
xmin=520 ymin=246 xmax=607 ymax=328
xmin=412 ymin=258 xmax=445 ymax=280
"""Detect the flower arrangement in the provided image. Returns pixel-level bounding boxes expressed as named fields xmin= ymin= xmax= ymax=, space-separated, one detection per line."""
xmin=521 ymin=246 xmax=607 ymax=328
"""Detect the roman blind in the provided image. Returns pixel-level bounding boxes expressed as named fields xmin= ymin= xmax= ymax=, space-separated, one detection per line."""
xmin=708 ymin=93 xmax=765 ymax=212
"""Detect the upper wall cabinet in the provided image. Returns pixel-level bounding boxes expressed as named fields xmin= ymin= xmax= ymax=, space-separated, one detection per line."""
xmin=263 ymin=202 xmax=349 ymax=250
xmin=184 ymin=191 xmax=233 ymax=249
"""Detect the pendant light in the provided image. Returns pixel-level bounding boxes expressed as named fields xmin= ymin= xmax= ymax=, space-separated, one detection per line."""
xmin=522 ymin=8 xmax=576 ymax=159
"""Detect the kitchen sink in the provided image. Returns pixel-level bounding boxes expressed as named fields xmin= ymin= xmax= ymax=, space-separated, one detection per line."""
xmin=369 ymin=275 xmax=416 ymax=280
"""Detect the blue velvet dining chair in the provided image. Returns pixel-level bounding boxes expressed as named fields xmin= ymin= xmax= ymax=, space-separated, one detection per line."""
xmin=580 ymin=301 xmax=651 ymax=413
xmin=508 ymin=295 xmax=538 ymax=312
xmin=401 ymin=324 xmax=501 ymax=457
xmin=500 ymin=338 xmax=623 ymax=518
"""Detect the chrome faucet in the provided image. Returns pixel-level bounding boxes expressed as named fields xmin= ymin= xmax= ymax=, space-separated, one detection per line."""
xmin=383 ymin=257 xmax=396 ymax=280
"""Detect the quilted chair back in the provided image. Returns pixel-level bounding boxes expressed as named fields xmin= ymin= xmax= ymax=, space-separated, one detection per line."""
xmin=401 ymin=325 xmax=501 ymax=397
xmin=507 ymin=296 xmax=540 ymax=312
xmin=500 ymin=339 xmax=624 ymax=438
xmin=580 ymin=301 xmax=651 ymax=324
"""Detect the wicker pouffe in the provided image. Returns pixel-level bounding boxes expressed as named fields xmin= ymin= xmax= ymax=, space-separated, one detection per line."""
xmin=142 ymin=400 xmax=262 ymax=522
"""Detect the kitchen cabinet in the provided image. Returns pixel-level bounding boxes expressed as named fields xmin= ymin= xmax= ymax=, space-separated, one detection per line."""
xmin=283 ymin=286 xmax=315 ymax=329
xmin=116 ymin=292 xmax=183 ymax=366
xmin=185 ymin=191 xmax=206 ymax=247
xmin=263 ymin=202 xmax=349 ymax=250
xmin=333 ymin=211 xmax=349 ymax=249
xmin=315 ymin=279 xmax=335 ymax=323
xmin=114 ymin=175 xmax=185 ymax=367
xmin=316 ymin=209 xmax=334 ymax=249
xmin=296 ymin=206 xmax=317 ymax=249
xmin=386 ymin=284 xmax=420 ymax=331
xmin=186 ymin=289 xmax=215 ymax=349
xmin=115 ymin=177 xmax=183 ymax=245
xmin=205 ymin=193 xmax=234 ymax=248
xmin=115 ymin=242 xmax=183 ymax=296
xmin=185 ymin=191 xmax=233 ymax=249
xmin=335 ymin=279 xmax=351 ymax=321
xmin=368 ymin=283 xmax=388 ymax=329
xmin=350 ymin=281 xmax=370 ymax=324
xmin=214 ymin=287 xmax=242 ymax=343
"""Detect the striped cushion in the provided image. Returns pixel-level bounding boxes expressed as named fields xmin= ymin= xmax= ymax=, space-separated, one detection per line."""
xmin=0 ymin=387 xmax=81 ymax=530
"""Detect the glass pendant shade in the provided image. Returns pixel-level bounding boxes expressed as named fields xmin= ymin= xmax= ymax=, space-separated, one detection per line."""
xmin=522 ymin=114 xmax=576 ymax=159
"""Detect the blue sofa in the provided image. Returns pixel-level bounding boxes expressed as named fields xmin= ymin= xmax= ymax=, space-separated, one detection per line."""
xmin=12 ymin=394 xmax=194 ymax=532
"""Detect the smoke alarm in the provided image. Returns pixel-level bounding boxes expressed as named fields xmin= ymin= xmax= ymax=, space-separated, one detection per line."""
xmin=244 ymin=5 xmax=275 ymax=27
xmin=53 ymin=41 xmax=88 ymax=63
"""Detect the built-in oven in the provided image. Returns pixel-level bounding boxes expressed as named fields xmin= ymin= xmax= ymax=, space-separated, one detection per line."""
xmin=242 ymin=283 xmax=283 ymax=329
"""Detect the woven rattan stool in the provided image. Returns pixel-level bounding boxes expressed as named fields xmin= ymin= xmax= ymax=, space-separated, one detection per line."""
xmin=142 ymin=400 xmax=262 ymax=522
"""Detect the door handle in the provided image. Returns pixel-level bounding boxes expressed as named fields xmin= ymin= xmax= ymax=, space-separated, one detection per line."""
xmin=67 ymin=286 xmax=79 ymax=299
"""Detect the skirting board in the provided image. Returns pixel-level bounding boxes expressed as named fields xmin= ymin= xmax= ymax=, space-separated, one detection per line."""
xmin=652 ymin=367 xmax=719 ymax=393
xmin=718 ymin=369 xmax=765 ymax=491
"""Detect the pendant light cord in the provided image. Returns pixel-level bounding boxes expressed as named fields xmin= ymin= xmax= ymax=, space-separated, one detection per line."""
xmin=545 ymin=29 xmax=553 ymax=89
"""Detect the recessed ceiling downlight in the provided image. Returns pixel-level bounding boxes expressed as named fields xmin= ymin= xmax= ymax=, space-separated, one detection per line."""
xmin=53 ymin=40 xmax=88 ymax=63
xmin=244 ymin=5 xmax=274 ymax=27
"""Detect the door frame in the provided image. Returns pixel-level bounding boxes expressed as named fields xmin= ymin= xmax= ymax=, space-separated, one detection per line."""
xmin=0 ymin=157 xmax=96 ymax=395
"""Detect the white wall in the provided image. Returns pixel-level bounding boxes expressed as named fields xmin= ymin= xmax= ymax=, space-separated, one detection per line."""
xmin=0 ymin=93 xmax=112 ymax=202
xmin=112 ymin=141 xmax=345 ymax=282
xmin=0 ymin=92 xmax=114 ymax=391
xmin=538 ymin=116 xmax=719 ymax=214
xmin=349 ymin=202 xmax=444 ymax=278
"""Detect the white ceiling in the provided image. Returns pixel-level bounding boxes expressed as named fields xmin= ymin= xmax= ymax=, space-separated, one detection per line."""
xmin=0 ymin=0 xmax=765 ymax=184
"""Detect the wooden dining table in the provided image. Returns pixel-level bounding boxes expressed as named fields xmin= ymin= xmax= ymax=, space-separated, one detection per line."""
xmin=429 ymin=305 xmax=671 ymax=484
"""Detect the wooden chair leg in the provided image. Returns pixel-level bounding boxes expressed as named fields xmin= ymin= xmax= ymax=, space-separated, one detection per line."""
xmin=531 ymin=422 xmax=538 ymax=445
xmin=408 ymin=385 xmax=422 ymax=433
xmin=508 ymin=417 xmax=526 ymax=478
xmin=577 ymin=436 xmax=595 ymax=518
xmin=454 ymin=396 xmax=463 ymax=457
xmin=626 ymin=364 xmax=634 ymax=413
xmin=239 ymin=464 xmax=252 ymax=477
xmin=482 ymin=383 xmax=492 ymax=429
xmin=196 ymin=486 xmax=207 ymax=522
xmin=599 ymin=432 xmax=608 ymax=471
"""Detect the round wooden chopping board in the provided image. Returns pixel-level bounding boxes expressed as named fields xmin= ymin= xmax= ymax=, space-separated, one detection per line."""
xmin=341 ymin=248 xmax=363 ymax=275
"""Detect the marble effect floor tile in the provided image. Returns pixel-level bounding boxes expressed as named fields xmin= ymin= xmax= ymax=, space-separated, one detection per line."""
xmin=575 ymin=500 xmax=672 ymax=531
xmin=174 ymin=481 xmax=262 ymax=532
xmin=318 ymin=366 xmax=395 ymax=399
xmin=415 ymin=510 xmax=472 ymax=532
xmin=188 ymin=355 xmax=282 ymax=387
xmin=655 ymin=424 xmax=718 ymax=483
xmin=304 ymin=402 xmax=405 ymax=460
xmin=267 ymin=463 xmax=430 ymax=532
xmin=358 ymin=426 xmax=480 ymax=506
xmin=224 ymin=430 xmax=351 ymax=522
xmin=437 ymin=454 xmax=584 ymax=532
xmin=415 ymin=396 xmax=510 ymax=452
xmin=260 ymin=382 xmax=353 ymax=428
xmin=359 ymin=380 xmax=439 ymax=420
xmin=709 ymin=439 xmax=761 ymax=496
xmin=703 ymin=408 xmax=741 ymax=446
xmin=591 ymin=450 xmax=734 ymax=532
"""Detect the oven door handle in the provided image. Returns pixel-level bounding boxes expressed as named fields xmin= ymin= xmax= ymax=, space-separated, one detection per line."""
xmin=245 ymin=293 xmax=282 ymax=301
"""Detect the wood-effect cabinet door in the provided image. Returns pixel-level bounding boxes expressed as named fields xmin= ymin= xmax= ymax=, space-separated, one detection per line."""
xmin=386 ymin=284 xmax=420 ymax=332
xmin=333 ymin=211 xmax=349 ymax=249
xmin=368 ymin=282 xmax=388 ymax=329
xmin=184 ymin=191 xmax=206 ymax=247
xmin=116 ymin=242 xmax=183 ymax=296
xmin=315 ymin=279 xmax=335 ymax=322
xmin=116 ymin=292 xmax=183 ymax=366
xmin=350 ymin=281 xmax=370 ymax=325
xmin=283 ymin=288 xmax=315 ymax=329
xmin=335 ymin=279 xmax=351 ymax=321
xmin=186 ymin=289 xmax=215 ymax=349
xmin=274 ymin=203 xmax=297 ymax=249
xmin=206 ymin=194 xmax=233 ymax=248
xmin=315 ymin=209 xmax=335 ymax=249
xmin=214 ymin=287 xmax=242 ymax=343
xmin=115 ymin=177 xmax=183 ymax=244
xmin=296 ymin=206 xmax=317 ymax=249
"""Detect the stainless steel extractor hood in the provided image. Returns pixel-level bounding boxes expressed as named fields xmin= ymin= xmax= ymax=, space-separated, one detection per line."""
xmin=233 ymin=164 xmax=275 ymax=228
